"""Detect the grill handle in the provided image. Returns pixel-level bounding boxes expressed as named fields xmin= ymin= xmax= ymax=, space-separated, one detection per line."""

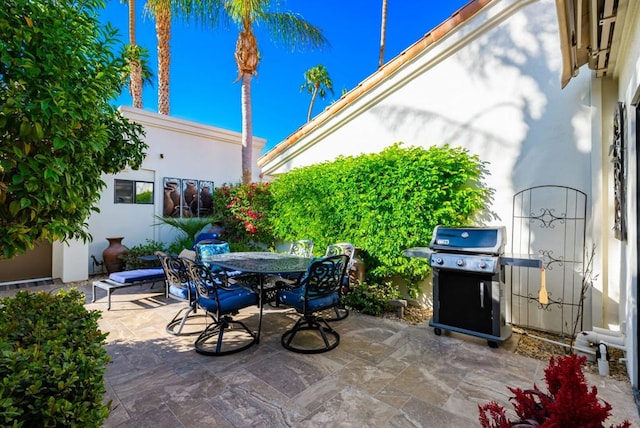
xmin=480 ymin=282 xmax=485 ymax=309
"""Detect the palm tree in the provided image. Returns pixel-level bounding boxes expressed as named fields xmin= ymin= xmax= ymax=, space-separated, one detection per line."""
xmin=147 ymin=0 xmax=172 ymax=115
xmin=128 ymin=0 xmax=144 ymax=108
xmin=171 ymin=0 xmax=328 ymax=184
xmin=379 ymin=0 xmax=388 ymax=68
xmin=300 ymin=64 xmax=333 ymax=122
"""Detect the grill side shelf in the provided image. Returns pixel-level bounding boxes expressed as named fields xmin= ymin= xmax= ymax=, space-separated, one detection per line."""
xmin=403 ymin=247 xmax=432 ymax=258
xmin=500 ymin=254 xmax=542 ymax=268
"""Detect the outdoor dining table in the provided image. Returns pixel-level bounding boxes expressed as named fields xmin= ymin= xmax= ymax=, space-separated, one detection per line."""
xmin=203 ymin=251 xmax=312 ymax=342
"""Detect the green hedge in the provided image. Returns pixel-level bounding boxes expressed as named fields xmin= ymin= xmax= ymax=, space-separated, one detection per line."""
xmin=268 ymin=143 xmax=494 ymax=296
xmin=0 ymin=289 xmax=110 ymax=426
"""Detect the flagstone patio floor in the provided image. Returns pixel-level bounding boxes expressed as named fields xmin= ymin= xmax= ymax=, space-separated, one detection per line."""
xmin=2 ymin=280 xmax=638 ymax=427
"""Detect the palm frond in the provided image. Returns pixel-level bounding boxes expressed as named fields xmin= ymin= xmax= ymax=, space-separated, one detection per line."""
xmin=153 ymin=215 xmax=217 ymax=242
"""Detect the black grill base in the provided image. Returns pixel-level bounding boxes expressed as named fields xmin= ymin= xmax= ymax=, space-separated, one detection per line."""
xmin=431 ymin=267 xmax=511 ymax=347
xmin=429 ymin=319 xmax=512 ymax=347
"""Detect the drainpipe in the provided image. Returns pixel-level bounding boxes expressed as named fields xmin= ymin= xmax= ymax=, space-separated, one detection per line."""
xmin=574 ymin=326 xmax=626 ymax=363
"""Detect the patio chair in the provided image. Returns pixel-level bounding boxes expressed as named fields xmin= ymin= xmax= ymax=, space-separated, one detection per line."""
xmin=276 ymin=254 xmax=349 ymax=354
xmin=273 ymin=239 xmax=315 ymax=282
xmin=156 ymin=251 xmax=202 ymax=336
xmin=182 ymin=258 xmax=259 ymax=356
xmin=289 ymin=239 xmax=314 ymax=257
xmin=323 ymin=242 xmax=356 ymax=321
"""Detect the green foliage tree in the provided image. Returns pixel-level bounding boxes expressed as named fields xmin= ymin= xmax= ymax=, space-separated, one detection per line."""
xmin=268 ymin=143 xmax=494 ymax=296
xmin=301 ymin=64 xmax=334 ymax=122
xmin=170 ymin=0 xmax=329 ymax=184
xmin=0 ymin=0 xmax=148 ymax=259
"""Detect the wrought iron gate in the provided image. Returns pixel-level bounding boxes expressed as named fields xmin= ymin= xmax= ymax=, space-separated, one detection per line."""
xmin=510 ymin=185 xmax=588 ymax=336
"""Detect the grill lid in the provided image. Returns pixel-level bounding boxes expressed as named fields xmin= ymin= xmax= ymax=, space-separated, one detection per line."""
xmin=429 ymin=225 xmax=506 ymax=255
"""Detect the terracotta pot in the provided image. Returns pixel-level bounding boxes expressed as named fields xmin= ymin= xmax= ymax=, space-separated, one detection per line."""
xmin=163 ymin=187 xmax=175 ymax=216
xmin=103 ymin=237 xmax=128 ymax=273
xmin=184 ymin=182 xmax=197 ymax=206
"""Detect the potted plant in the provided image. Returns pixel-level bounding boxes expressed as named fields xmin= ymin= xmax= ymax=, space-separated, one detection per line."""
xmin=478 ymin=354 xmax=631 ymax=427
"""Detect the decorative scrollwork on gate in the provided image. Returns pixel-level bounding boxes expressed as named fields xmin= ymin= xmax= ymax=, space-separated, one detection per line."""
xmin=529 ymin=208 xmax=565 ymax=229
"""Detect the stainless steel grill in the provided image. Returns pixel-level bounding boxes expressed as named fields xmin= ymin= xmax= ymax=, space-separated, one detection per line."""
xmin=405 ymin=225 xmax=541 ymax=348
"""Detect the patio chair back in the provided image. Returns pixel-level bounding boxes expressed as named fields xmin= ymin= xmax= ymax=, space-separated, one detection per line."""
xmin=325 ymin=242 xmax=355 ymax=269
xmin=323 ymin=243 xmax=356 ymax=321
xmin=181 ymin=257 xmax=258 ymax=356
xmin=289 ymin=240 xmax=314 ymax=258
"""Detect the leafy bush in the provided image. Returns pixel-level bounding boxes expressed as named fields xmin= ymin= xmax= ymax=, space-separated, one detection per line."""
xmin=0 ymin=289 xmax=111 ymax=426
xmin=120 ymin=239 xmax=167 ymax=269
xmin=478 ymin=354 xmax=631 ymax=428
xmin=269 ymin=143 xmax=494 ymax=296
xmin=212 ymin=182 xmax=275 ymax=248
xmin=343 ymin=281 xmax=401 ymax=316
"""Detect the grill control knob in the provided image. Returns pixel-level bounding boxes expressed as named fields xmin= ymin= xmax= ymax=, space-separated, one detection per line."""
xmin=435 ymin=257 xmax=443 ymax=265
xmin=479 ymin=261 xmax=487 ymax=269
xmin=456 ymin=259 xmax=464 ymax=267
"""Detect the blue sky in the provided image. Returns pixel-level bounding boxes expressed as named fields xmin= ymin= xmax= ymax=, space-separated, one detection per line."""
xmin=100 ymin=1 xmax=470 ymax=153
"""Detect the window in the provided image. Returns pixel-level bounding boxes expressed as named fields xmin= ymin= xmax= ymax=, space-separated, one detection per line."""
xmin=114 ymin=179 xmax=154 ymax=204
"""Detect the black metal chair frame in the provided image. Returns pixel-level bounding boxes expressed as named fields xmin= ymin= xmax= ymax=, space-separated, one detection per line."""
xmin=289 ymin=239 xmax=314 ymax=258
xmin=323 ymin=243 xmax=356 ymax=321
xmin=182 ymin=258 xmax=258 ymax=356
xmin=156 ymin=251 xmax=202 ymax=336
xmin=278 ymin=254 xmax=349 ymax=354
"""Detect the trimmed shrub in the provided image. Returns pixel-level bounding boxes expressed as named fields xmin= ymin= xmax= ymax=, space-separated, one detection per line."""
xmin=343 ymin=281 xmax=401 ymax=316
xmin=120 ymin=239 xmax=167 ymax=269
xmin=268 ymin=143 xmax=494 ymax=296
xmin=0 ymin=289 xmax=111 ymax=426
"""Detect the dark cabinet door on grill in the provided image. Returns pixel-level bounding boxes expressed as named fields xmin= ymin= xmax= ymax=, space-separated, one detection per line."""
xmin=436 ymin=270 xmax=493 ymax=335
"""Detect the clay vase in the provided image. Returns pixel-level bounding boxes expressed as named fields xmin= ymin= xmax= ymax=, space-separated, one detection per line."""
xmin=163 ymin=187 xmax=175 ymax=216
xmin=184 ymin=182 xmax=197 ymax=206
xmin=103 ymin=237 xmax=128 ymax=273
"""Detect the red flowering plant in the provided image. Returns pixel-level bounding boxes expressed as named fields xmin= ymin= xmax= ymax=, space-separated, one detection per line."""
xmin=478 ymin=354 xmax=631 ymax=428
xmin=212 ymin=182 xmax=275 ymax=248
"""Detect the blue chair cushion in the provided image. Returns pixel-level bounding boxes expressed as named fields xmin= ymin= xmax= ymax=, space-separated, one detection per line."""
xmin=193 ymin=232 xmax=220 ymax=247
xmin=197 ymin=241 xmax=230 ymax=258
xmin=109 ymin=268 xmax=165 ymax=284
xmin=196 ymin=241 xmax=231 ymax=272
xmin=197 ymin=288 xmax=258 ymax=314
xmin=278 ymin=288 xmax=339 ymax=312
xmin=168 ymin=283 xmax=196 ymax=300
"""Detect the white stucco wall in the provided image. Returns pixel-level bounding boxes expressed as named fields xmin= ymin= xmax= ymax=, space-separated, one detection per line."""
xmin=53 ymin=107 xmax=265 ymax=282
xmin=611 ymin=0 xmax=640 ymax=389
